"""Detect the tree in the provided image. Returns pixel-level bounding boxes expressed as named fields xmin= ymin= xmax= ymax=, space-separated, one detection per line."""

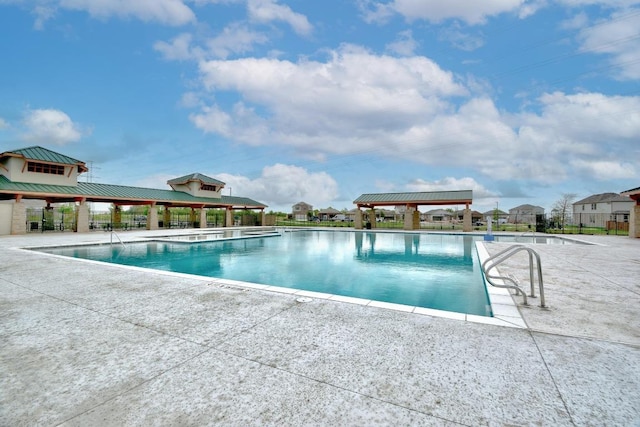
xmin=551 ymin=193 xmax=577 ymax=230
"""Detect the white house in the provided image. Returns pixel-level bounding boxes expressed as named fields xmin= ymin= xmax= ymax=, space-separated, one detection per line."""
xmin=572 ymin=193 xmax=633 ymax=228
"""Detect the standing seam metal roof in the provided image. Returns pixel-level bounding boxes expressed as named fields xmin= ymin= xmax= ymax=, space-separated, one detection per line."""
xmin=2 ymin=146 xmax=87 ymax=168
xmin=354 ymin=190 xmax=472 ymax=205
xmin=0 ymin=176 xmax=266 ymax=208
xmin=167 ymin=173 xmax=226 ymax=186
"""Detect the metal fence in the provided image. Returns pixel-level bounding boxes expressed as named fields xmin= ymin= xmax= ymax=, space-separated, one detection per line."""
xmin=25 ymin=207 xmax=261 ymax=232
xmin=275 ymin=212 xmax=630 ymax=236
xmin=25 ymin=208 xmax=630 ymax=236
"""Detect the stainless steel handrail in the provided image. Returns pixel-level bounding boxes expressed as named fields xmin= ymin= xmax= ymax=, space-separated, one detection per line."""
xmin=110 ymin=230 xmax=126 ymax=247
xmin=482 ymin=244 xmax=546 ymax=308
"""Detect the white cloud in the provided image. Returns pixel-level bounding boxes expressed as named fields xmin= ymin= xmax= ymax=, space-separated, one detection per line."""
xmin=189 ymin=43 xmax=639 ymax=189
xmin=511 ymin=91 xmax=640 ymax=182
xmin=247 ymin=0 xmax=313 ymax=35
xmin=571 ymin=159 xmax=637 ymax=180
xmin=10 ymin=0 xmax=196 ymax=27
xmin=438 ymin=24 xmax=485 ymax=51
xmin=21 ymin=109 xmax=87 ymax=145
xmin=59 ymin=0 xmax=195 ymax=26
xmin=206 ymin=23 xmax=269 ymax=58
xmin=192 ymin=46 xmax=472 ymax=164
xmin=0 ymin=117 xmax=8 ymax=130
xmin=134 ymin=173 xmax=176 ymax=190
xmin=215 ymin=164 xmax=339 ymax=209
xmin=385 ymin=30 xmax=419 ymax=56
xmin=33 ymin=5 xmax=57 ymax=30
xmin=406 ymin=177 xmax=497 ymax=199
xmin=155 ymin=24 xmax=269 ymax=62
xmin=189 ymin=104 xmax=233 ymax=136
xmin=362 ymin=0 xmax=525 ymax=25
xmin=179 ymin=92 xmax=202 ymax=108
xmin=576 ymin=9 xmax=640 ymax=80
xmin=154 ymin=33 xmax=203 ymax=61
xmin=560 ymin=11 xmax=589 ymax=30
xmin=556 ymin=0 xmax=640 ymax=7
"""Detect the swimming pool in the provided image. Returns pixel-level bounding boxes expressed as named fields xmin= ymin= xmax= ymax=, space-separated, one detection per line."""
xmin=37 ymin=230 xmax=498 ymax=316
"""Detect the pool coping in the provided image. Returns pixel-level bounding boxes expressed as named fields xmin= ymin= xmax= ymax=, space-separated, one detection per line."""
xmin=16 ymin=233 xmax=529 ymax=329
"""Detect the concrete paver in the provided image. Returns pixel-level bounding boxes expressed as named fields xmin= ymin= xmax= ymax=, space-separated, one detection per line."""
xmin=1 ymin=230 xmax=639 ymax=426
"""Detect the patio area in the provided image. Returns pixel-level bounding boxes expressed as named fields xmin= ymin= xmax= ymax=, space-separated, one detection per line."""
xmin=1 ymin=229 xmax=639 ymax=426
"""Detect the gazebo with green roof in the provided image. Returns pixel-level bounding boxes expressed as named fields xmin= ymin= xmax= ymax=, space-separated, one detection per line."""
xmin=353 ymin=190 xmax=473 ymax=231
xmin=0 ymin=146 xmax=267 ymax=235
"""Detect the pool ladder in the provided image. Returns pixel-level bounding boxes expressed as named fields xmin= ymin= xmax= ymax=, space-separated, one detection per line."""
xmin=481 ymin=244 xmax=546 ymax=308
xmin=110 ymin=230 xmax=126 ymax=247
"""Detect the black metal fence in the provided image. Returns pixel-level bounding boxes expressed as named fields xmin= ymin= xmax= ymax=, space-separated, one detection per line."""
xmin=25 ymin=207 xmax=262 ymax=232
xmin=25 ymin=207 xmax=630 ymax=236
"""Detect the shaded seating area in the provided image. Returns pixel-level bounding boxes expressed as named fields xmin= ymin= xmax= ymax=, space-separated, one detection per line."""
xmin=353 ymin=190 xmax=474 ymax=231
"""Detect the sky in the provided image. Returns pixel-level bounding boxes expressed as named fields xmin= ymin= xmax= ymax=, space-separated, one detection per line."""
xmin=0 ymin=0 xmax=639 ymax=214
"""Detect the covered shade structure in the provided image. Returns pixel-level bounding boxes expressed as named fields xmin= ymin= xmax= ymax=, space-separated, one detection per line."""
xmin=353 ymin=190 xmax=473 ymax=231
xmin=0 ymin=146 xmax=267 ymax=235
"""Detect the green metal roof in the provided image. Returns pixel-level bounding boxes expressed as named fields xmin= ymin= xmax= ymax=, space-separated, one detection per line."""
xmin=1 ymin=146 xmax=88 ymax=171
xmin=0 ymin=175 xmax=266 ymax=208
xmin=167 ymin=173 xmax=226 ymax=186
xmin=354 ymin=190 xmax=473 ymax=206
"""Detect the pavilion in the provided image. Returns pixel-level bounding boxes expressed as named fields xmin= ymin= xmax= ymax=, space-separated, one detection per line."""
xmin=353 ymin=190 xmax=473 ymax=231
xmin=0 ymin=146 xmax=267 ymax=235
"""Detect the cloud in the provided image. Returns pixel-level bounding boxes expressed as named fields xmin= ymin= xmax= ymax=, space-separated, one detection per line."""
xmin=188 ymin=44 xmax=639 ymax=190
xmin=406 ymin=177 xmax=497 ymax=199
xmin=438 ymin=24 xmax=485 ymax=51
xmin=134 ymin=173 xmax=176 ymax=190
xmin=560 ymin=11 xmax=589 ymax=30
xmin=154 ymin=33 xmax=203 ymax=61
xmin=0 ymin=117 xmax=8 ymax=130
xmin=12 ymin=0 xmax=196 ymax=27
xmin=21 ymin=108 xmax=87 ymax=145
xmin=361 ymin=0 xmax=526 ymax=25
xmin=512 ymin=91 xmax=640 ymax=182
xmin=194 ymin=45 xmax=467 ymax=149
xmin=154 ymin=24 xmax=269 ymax=62
xmin=385 ymin=30 xmax=419 ymax=56
xmin=206 ymin=23 xmax=270 ymax=58
xmin=247 ymin=0 xmax=313 ymax=35
xmin=571 ymin=159 xmax=637 ymax=180
xmin=576 ymin=9 xmax=640 ymax=80
xmin=215 ymin=163 xmax=339 ymax=209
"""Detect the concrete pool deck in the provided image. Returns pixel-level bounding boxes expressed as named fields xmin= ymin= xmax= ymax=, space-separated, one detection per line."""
xmin=1 ymin=229 xmax=639 ymax=426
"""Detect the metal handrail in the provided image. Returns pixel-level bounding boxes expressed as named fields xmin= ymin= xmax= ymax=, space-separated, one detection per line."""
xmin=110 ymin=230 xmax=126 ymax=247
xmin=482 ymin=244 xmax=546 ymax=307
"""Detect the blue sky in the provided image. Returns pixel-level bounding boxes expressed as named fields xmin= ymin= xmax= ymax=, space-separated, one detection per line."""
xmin=1 ymin=0 xmax=638 ymax=213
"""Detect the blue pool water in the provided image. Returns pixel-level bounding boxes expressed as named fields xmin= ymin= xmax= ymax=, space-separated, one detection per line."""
xmin=40 ymin=231 xmax=496 ymax=315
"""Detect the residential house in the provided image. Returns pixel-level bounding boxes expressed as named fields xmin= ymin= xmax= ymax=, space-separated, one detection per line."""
xmin=572 ymin=193 xmax=633 ymax=228
xmin=453 ymin=209 xmax=483 ymax=223
xmin=424 ymin=208 xmax=453 ymax=222
xmin=508 ymin=204 xmax=544 ymax=224
xmin=317 ymin=207 xmax=340 ymax=221
xmin=482 ymin=209 xmax=508 ymax=224
xmin=292 ymin=201 xmax=313 ymax=221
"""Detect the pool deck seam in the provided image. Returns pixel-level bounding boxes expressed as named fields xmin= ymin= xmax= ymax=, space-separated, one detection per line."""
xmin=2 ymin=228 xmax=639 ymax=426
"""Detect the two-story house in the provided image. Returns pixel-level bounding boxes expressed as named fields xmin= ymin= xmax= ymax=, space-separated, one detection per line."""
xmin=292 ymin=201 xmax=313 ymax=220
xmin=572 ymin=193 xmax=633 ymax=228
